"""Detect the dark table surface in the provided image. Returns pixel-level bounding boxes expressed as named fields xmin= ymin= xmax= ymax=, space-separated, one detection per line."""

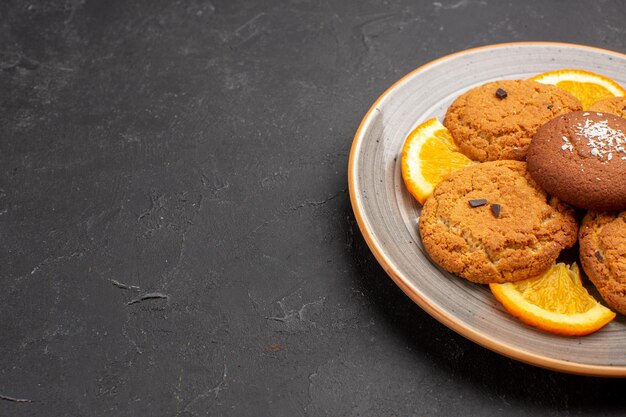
xmin=2 ymin=1 xmax=626 ymax=416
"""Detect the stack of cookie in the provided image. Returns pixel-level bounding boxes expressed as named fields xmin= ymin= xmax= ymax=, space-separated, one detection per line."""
xmin=418 ymin=79 xmax=626 ymax=316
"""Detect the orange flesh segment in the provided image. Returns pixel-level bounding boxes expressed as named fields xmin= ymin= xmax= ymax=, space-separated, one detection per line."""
xmin=556 ymin=80 xmax=614 ymax=110
xmin=490 ymin=263 xmax=616 ymax=336
xmin=419 ymin=128 xmax=471 ymax=184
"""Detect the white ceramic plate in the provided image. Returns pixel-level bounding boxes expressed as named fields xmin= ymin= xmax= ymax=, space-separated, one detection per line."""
xmin=348 ymin=42 xmax=626 ymax=376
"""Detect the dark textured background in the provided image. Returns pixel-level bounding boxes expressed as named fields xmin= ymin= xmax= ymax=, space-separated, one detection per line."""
xmin=2 ymin=1 xmax=626 ymax=416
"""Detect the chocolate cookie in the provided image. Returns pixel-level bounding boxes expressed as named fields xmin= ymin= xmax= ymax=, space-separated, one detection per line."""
xmin=418 ymin=161 xmax=578 ymax=284
xmin=579 ymin=211 xmax=626 ymax=315
xmin=588 ymin=97 xmax=626 ymax=119
xmin=527 ymin=111 xmax=626 ymax=211
xmin=444 ymin=80 xmax=582 ymax=161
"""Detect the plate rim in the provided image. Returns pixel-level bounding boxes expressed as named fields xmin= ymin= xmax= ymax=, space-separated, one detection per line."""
xmin=348 ymin=41 xmax=626 ymax=377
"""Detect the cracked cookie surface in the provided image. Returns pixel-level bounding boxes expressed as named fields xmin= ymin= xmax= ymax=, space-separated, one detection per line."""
xmin=443 ymin=80 xmax=582 ymax=161
xmin=418 ymin=160 xmax=578 ymax=284
xmin=588 ymin=96 xmax=626 ymax=118
xmin=579 ymin=211 xmax=626 ymax=314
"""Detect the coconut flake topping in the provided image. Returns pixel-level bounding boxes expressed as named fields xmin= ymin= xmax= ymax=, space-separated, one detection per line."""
xmin=573 ymin=118 xmax=626 ymax=162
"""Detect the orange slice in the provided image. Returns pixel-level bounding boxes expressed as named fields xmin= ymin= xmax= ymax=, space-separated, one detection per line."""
xmin=401 ymin=118 xmax=473 ymax=204
xmin=530 ymin=69 xmax=626 ymax=110
xmin=490 ymin=263 xmax=615 ymax=336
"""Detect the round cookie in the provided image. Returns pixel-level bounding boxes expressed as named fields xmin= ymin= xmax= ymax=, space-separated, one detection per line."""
xmin=444 ymin=80 xmax=582 ymax=161
xmin=527 ymin=111 xmax=626 ymax=211
xmin=579 ymin=211 xmax=626 ymax=315
xmin=588 ymin=96 xmax=626 ymax=119
xmin=418 ymin=160 xmax=578 ymax=284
